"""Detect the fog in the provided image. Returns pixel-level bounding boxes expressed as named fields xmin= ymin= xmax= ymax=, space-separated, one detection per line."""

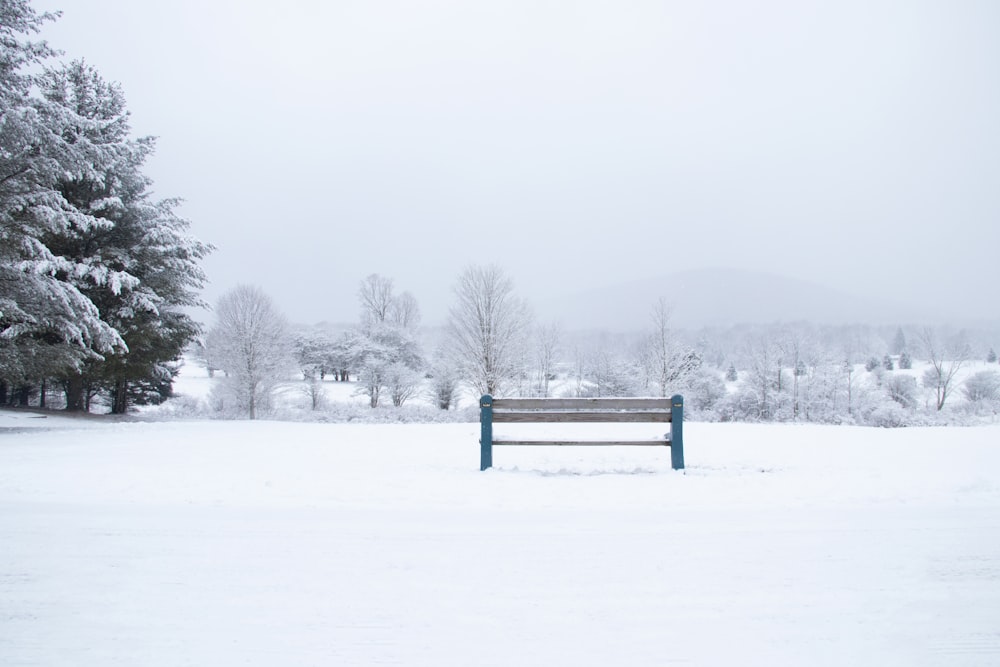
xmin=43 ymin=0 xmax=1000 ymax=325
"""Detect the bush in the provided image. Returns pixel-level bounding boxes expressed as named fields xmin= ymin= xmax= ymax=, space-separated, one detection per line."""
xmin=863 ymin=403 xmax=909 ymax=428
xmin=962 ymin=371 xmax=1000 ymax=403
xmin=884 ymin=374 xmax=918 ymax=409
xmin=898 ymin=351 xmax=912 ymax=369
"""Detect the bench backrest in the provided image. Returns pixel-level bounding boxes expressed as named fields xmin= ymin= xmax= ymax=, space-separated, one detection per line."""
xmin=490 ymin=397 xmax=673 ymax=422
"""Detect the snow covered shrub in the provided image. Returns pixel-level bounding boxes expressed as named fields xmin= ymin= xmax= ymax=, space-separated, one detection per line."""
xmin=865 ymin=357 xmax=880 ymax=372
xmin=962 ymin=370 xmax=1000 ymax=404
xmin=725 ymin=364 xmax=738 ymax=382
xmin=863 ymin=402 xmax=910 ymax=428
xmin=714 ymin=386 xmax=764 ymax=422
xmin=388 ymin=362 xmax=423 ymax=407
xmin=884 ymin=374 xmax=918 ymax=409
xmin=683 ymin=370 xmax=726 ymax=415
xmin=883 ymin=354 xmax=894 ymax=371
xmin=988 ymin=348 xmax=998 ymax=364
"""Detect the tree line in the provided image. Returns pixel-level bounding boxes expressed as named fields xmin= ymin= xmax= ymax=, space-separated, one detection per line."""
xmin=199 ymin=266 xmax=1000 ymax=425
xmin=0 ymin=1 xmax=211 ymax=412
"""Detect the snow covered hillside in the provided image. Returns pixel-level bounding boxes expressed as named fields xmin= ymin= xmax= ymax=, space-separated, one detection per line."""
xmin=2 ymin=411 xmax=999 ymax=665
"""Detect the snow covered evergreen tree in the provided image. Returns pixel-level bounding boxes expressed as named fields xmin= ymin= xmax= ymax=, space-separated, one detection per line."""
xmin=37 ymin=61 xmax=211 ymax=411
xmin=0 ymin=2 xmax=124 ymax=400
xmin=0 ymin=6 xmax=210 ymax=411
xmin=891 ymin=327 xmax=907 ymax=355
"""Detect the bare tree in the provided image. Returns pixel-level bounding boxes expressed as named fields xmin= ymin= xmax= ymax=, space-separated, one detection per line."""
xmin=918 ymin=327 xmax=969 ymax=410
xmin=207 ymin=285 xmax=292 ymax=419
xmin=446 ymin=264 xmax=531 ymax=396
xmin=389 ymin=291 xmax=421 ymax=330
xmin=358 ymin=274 xmax=395 ymax=327
xmin=645 ymin=298 xmax=700 ymax=398
xmin=533 ymin=321 xmax=561 ymax=397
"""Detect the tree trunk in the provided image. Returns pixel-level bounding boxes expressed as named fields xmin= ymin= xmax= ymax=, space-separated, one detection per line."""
xmin=39 ymin=379 xmax=46 ymax=408
xmin=64 ymin=376 xmax=85 ymax=412
xmin=110 ymin=379 xmax=129 ymax=414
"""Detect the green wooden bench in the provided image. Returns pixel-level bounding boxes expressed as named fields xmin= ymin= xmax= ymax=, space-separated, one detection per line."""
xmin=478 ymin=394 xmax=684 ymax=471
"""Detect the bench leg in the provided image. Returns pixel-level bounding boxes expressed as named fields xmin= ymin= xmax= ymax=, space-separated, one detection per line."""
xmin=670 ymin=394 xmax=684 ymax=470
xmin=480 ymin=394 xmax=493 ymax=471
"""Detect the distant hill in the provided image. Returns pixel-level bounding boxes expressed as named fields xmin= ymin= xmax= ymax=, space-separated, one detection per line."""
xmin=534 ymin=268 xmax=936 ymax=331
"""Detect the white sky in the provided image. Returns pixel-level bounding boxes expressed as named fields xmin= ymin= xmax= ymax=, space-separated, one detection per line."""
xmin=40 ymin=0 xmax=1000 ymax=325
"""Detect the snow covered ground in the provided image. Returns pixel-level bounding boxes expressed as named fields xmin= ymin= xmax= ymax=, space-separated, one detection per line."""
xmin=2 ymin=411 xmax=999 ymax=666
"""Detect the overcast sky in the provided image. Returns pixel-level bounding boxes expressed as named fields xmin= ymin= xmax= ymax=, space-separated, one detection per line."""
xmin=41 ymin=0 xmax=999 ymax=326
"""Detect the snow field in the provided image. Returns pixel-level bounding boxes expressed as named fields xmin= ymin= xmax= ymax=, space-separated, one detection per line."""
xmin=2 ymin=415 xmax=999 ymax=665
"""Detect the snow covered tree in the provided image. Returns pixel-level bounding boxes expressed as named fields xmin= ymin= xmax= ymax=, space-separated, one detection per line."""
xmin=585 ymin=335 xmax=636 ymax=397
xmin=725 ymin=363 xmax=738 ymax=382
xmin=987 ymin=348 xmax=997 ymax=364
xmin=891 ymin=327 xmax=907 ymax=355
xmin=0 ymin=9 xmax=210 ymax=411
xmin=206 ymin=285 xmax=292 ymax=419
xmin=387 ymin=361 xmax=422 ymax=407
xmin=898 ymin=351 xmax=912 ymax=370
xmin=292 ymin=327 xmax=340 ymax=410
xmin=742 ymin=333 xmax=790 ymax=420
xmin=37 ymin=61 xmax=210 ymax=412
xmin=532 ymin=321 xmax=561 ymax=397
xmin=643 ymin=298 xmax=701 ymax=398
xmin=346 ymin=275 xmax=423 ymax=407
xmin=427 ymin=345 xmax=460 ymax=410
xmin=883 ymin=354 xmax=894 ymax=371
xmin=358 ymin=273 xmax=394 ymax=327
xmin=341 ymin=323 xmax=422 ymax=408
xmin=0 ymin=2 xmax=127 ymax=398
xmin=389 ymin=291 xmax=421 ymax=330
xmin=446 ymin=264 xmax=531 ymax=396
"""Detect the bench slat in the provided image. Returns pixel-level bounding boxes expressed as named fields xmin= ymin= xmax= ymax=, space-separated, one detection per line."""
xmin=493 ymin=439 xmax=669 ymax=447
xmin=493 ymin=411 xmax=671 ymax=423
xmin=492 ymin=397 xmax=671 ymax=410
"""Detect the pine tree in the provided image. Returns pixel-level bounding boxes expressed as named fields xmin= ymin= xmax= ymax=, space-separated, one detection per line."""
xmin=891 ymin=327 xmax=907 ymax=355
xmin=988 ymin=348 xmax=997 ymax=364
xmin=898 ymin=351 xmax=912 ymax=370
xmin=37 ymin=61 xmax=211 ymax=411
xmin=1 ymin=1 xmax=126 ymax=401
xmin=0 ymin=7 xmax=210 ymax=411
